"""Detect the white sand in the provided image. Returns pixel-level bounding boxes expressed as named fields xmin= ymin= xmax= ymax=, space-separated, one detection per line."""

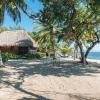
xmin=0 ymin=59 xmax=100 ymax=100
xmin=60 ymin=57 xmax=100 ymax=64
xmin=87 ymin=58 xmax=100 ymax=64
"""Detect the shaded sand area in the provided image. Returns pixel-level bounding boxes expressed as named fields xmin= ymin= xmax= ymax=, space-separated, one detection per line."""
xmin=0 ymin=59 xmax=100 ymax=100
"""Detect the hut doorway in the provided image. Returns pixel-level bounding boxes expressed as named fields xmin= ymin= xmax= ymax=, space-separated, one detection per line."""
xmin=17 ymin=46 xmax=29 ymax=55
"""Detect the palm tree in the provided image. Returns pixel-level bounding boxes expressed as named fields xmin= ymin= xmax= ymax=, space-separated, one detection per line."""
xmin=33 ymin=23 xmax=60 ymax=59
xmin=0 ymin=0 xmax=27 ymax=25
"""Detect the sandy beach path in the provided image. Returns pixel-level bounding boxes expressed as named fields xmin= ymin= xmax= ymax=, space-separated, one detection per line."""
xmin=0 ymin=59 xmax=100 ymax=100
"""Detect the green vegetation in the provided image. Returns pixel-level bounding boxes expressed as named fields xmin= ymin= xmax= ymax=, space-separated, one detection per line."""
xmin=1 ymin=52 xmax=9 ymax=63
xmin=0 ymin=0 xmax=100 ymax=64
xmin=1 ymin=52 xmax=46 ymax=63
xmin=25 ymin=52 xmax=45 ymax=59
xmin=61 ymin=45 xmax=73 ymax=56
xmin=33 ymin=0 xmax=100 ymax=64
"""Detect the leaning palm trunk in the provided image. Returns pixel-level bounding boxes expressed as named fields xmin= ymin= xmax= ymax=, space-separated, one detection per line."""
xmin=0 ymin=51 xmax=4 ymax=67
xmin=85 ymin=41 xmax=99 ymax=60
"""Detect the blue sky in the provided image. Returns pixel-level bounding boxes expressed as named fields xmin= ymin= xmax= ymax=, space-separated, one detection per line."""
xmin=3 ymin=0 xmax=43 ymax=32
xmin=91 ymin=44 xmax=100 ymax=52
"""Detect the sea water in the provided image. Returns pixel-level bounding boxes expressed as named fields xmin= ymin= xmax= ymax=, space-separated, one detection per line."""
xmin=88 ymin=52 xmax=100 ymax=60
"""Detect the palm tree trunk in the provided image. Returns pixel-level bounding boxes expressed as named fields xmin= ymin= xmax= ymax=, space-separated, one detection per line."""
xmin=50 ymin=34 xmax=56 ymax=59
xmin=52 ymin=43 xmax=56 ymax=59
xmin=85 ymin=41 xmax=98 ymax=59
xmin=0 ymin=50 xmax=4 ymax=67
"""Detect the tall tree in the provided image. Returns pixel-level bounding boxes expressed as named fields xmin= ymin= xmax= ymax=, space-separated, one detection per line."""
xmin=38 ymin=0 xmax=100 ymax=64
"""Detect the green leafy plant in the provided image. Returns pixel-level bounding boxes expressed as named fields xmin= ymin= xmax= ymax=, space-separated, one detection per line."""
xmin=1 ymin=52 xmax=9 ymax=63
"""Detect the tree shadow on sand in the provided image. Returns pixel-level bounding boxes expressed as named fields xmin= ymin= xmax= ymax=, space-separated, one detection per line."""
xmin=7 ymin=59 xmax=100 ymax=78
xmin=0 ymin=69 xmax=10 ymax=82
xmin=1 ymin=79 xmax=96 ymax=100
xmin=1 ymin=80 xmax=51 ymax=100
xmin=0 ymin=62 xmax=52 ymax=100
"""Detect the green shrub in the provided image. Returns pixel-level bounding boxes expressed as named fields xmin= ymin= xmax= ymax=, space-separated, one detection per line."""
xmin=37 ymin=52 xmax=45 ymax=58
xmin=24 ymin=52 xmax=45 ymax=59
xmin=1 ymin=52 xmax=21 ymax=63
xmin=1 ymin=52 xmax=9 ymax=63
xmin=34 ymin=53 xmax=41 ymax=59
xmin=8 ymin=53 xmax=20 ymax=59
xmin=1 ymin=52 xmax=45 ymax=62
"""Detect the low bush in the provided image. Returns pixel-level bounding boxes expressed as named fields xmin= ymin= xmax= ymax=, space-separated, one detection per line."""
xmin=24 ymin=52 xmax=45 ymax=59
xmin=1 ymin=52 xmax=46 ymax=63
xmin=1 ymin=52 xmax=9 ymax=63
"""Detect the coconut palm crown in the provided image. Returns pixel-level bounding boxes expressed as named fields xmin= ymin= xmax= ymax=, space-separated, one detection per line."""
xmin=0 ymin=0 xmax=27 ymax=25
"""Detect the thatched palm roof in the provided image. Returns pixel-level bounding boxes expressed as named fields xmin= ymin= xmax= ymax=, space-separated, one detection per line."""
xmin=0 ymin=30 xmax=36 ymax=48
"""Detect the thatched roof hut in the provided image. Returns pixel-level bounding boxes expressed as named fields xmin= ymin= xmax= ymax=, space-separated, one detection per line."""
xmin=0 ymin=30 xmax=36 ymax=54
